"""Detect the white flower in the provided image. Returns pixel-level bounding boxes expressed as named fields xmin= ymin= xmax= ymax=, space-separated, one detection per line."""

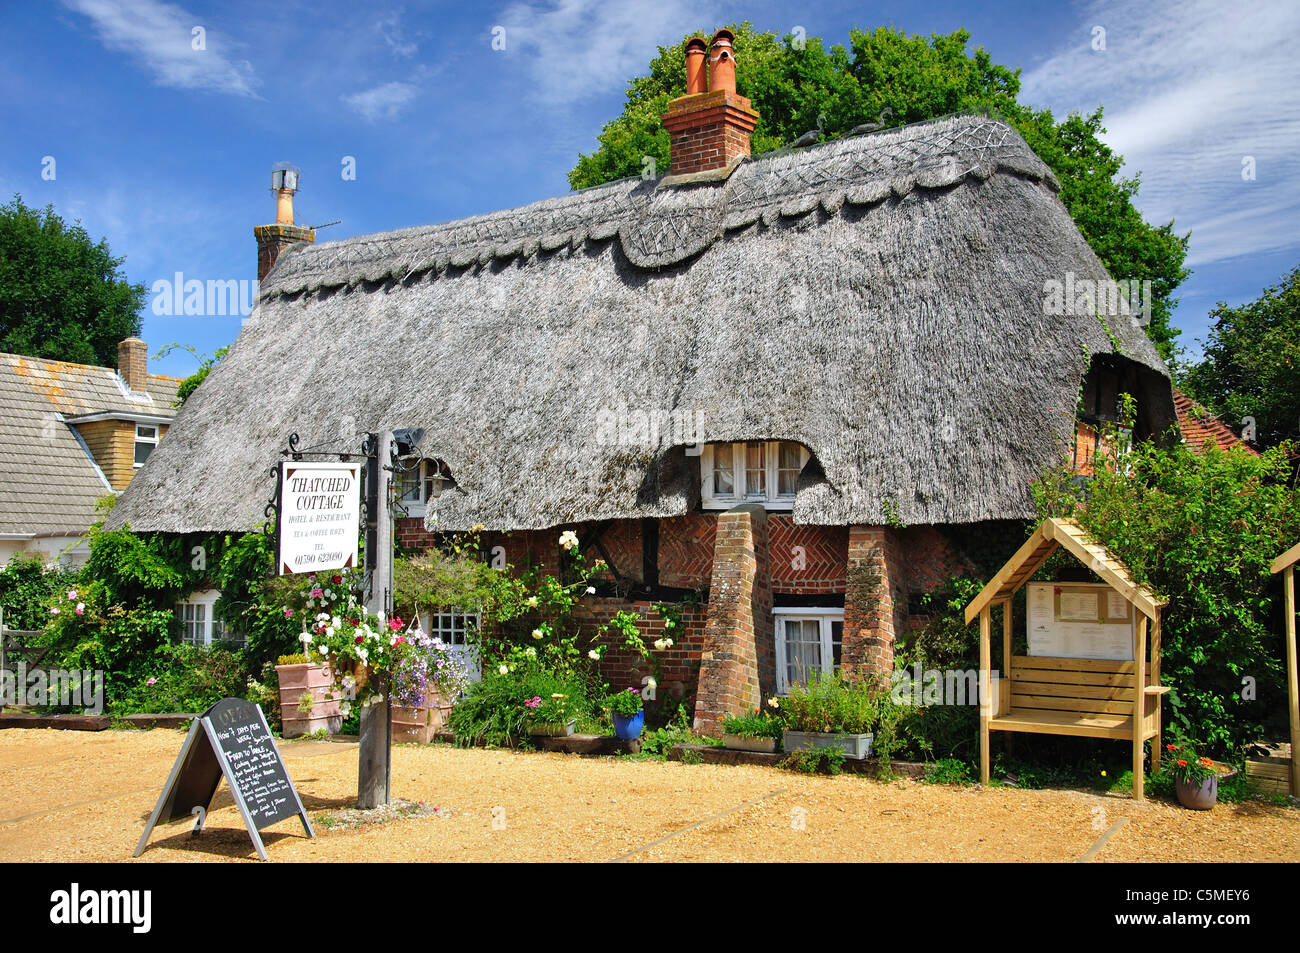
xmin=526 ymin=596 xmax=538 ymax=607
xmin=559 ymin=530 xmax=579 ymax=551
xmin=664 ymin=638 xmax=674 ymax=648
xmin=325 ymin=627 xmax=335 ymax=638
xmin=316 ymin=612 xmax=330 ymax=621
xmin=319 ymin=645 xmax=329 ymax=655
xmin=587 ymin=649 xmax=600 ymax=660
xmin=332 ymin=616 xmax=341 ymax=627
xmin=324 ymin=589 xmax=333 ymax=599
xmin=340 ymin=702 xmax=352 ymax=716
xmin=653 ymin=638 xmax=667 ymax=650
xmin=300 ymin=632 xmax=313 ymax=645
xmin=525 ymin=647 xmax=536 ymax=658
xmin=531 ymin=628 xmax=543 ymax=640
xmin=585 ymin=586 xmax=596 ymax=595
xmin=499 ymin=664 xmax=509 ymax=675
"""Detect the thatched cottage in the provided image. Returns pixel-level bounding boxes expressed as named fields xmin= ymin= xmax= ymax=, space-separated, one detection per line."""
xmin=110 ymin=30 xmax=1175 ymax=729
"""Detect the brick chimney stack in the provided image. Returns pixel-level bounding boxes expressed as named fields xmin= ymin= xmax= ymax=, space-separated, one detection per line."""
xmin=254 ymin=164 xmax=315 ymax=283
xmin=118 ymin=337 xmax=147 ymax=392
xmin=662 ymin=29 xmax=759 ymax=178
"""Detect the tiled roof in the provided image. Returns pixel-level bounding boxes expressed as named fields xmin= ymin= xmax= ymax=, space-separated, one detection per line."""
xmin=0 ymin=352 xmax=180 ymax=536
xmin=1173 ymin=389 xmax=1257 ymax=455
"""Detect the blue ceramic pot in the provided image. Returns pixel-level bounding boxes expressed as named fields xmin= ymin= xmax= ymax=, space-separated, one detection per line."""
xmin=1175 ymin=774 xmax=1218 ymax=810
xmin=613 ymin=710 xmax=645 ymax=740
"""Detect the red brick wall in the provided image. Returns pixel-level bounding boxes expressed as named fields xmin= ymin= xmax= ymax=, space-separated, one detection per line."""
xmin=574 ymin=598 xmax=708 ymax=709
xmin=770 ymin=517 xmax=848 ymax=594
xmin=659 ymin=513 xmax=715 ymax=588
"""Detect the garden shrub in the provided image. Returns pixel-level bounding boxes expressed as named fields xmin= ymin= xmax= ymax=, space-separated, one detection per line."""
xmin=107 ymin=643 xmax=250 ymax=717
xmin=0 ymin=555 xmax=80 ymax=629
xmin=448 ymin=663 xmax=595 ymax=747
xmin=1035 ymin=415 xmax=1300 ymax=755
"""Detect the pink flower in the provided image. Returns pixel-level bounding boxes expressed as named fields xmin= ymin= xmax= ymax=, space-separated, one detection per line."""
xmin=525 ymin=696 xmax=541 ymax=709
xmin=75 ymin=603 xmax=85 ymax=615
xmin=67 ymin=590 xmax=77 ymax=600
xmin=388 ymin=617 xmax=404 ymax=632
xmin=395 ymin=635 xmax=407 ymax=645
xmin=311 ymin=587 xmax=324 ymax=598
xmin=146 ymin=677 xmax=157 ymax=686
xmin=283 ymin=607 xmax=293 ymax=619
xmin=49 ymin=607 xmax=60 ymax=615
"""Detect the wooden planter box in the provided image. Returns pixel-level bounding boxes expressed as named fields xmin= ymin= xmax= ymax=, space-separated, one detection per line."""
xmin=391 ymin=689 xmax=454 ymax=745
xmin=275 ymin=663 xmax=342 ymax=738
xmin=723 ymin=733 xmax=777 ymax=753
xmin=1244 ymin=741 xmax=1293 ymax=796
xmin=782 ymin=729 xmax=873 ymax=760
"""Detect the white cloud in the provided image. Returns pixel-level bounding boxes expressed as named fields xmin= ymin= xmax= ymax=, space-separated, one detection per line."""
xmin=496 ymin=0 xmax=718 ymax=106
xmin=341 ymin=81 xmax=418 ymax=122
xmin=1019 ymin=0 xmax=1300 ymax=268
xmin=62 ymin=0 xmax=259 ymax=97
xmin=376 ymin=11 xmax=418 ymax=58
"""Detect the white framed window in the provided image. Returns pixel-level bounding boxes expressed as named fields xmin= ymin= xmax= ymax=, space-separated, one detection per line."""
xmin=175 ymin=589 xmax=240 ymax=647
xmin=396 ymin=459 xmax=455 ymax=516
xmin=134 ymin=423 xmax=159 ymax=467
xmin=416 ymin=608 xmax=482 ymax=682
xmin=701 ymin=441 xmax=810 ymax=510
xmin=773 ymin=607 xmax=844 ymax=694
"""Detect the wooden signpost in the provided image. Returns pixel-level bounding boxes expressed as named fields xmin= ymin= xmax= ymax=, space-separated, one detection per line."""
xmin=134 ymin=697 xmax=314 ymax=861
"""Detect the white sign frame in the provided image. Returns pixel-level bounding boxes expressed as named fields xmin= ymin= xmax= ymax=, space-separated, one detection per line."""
xmin=1026 ymin=582 xmax=1136 ymax=661
xmin=276 ymin=461 xmax=362 ymax=576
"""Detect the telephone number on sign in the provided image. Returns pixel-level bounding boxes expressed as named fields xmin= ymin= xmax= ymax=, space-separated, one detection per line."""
xmin=292 ymin=552 xmax=346 ymax=566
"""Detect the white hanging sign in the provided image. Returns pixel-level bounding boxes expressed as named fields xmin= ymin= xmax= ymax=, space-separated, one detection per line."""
xmin=276 ymin=461 xmax=361 ymax=575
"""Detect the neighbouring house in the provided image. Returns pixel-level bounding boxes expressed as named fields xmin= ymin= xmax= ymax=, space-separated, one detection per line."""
xmin=1172 ymin=389 xmax=1258 ymax=455
xmin=109 ymin=30 xmax=1176 ymax=730
xmin=0 ymin=338 xmax=180 ymax=568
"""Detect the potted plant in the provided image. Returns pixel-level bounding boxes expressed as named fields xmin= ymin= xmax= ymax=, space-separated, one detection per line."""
xmin=606 ymin=687 xmax=645 ymax=740
xmin=390 ymin=630 xmax=471 ymax=744
xmin=274 ymin=653 xmax=342 ymax=738
xmin=721 ymin=708 xmax=782 ymax=753
xmin=528 ymin=693 xmax=577 ymax=737
xmin=779 ymin=671 xmax=876 ymax=760
xmin=1166 ymin=741 xmax=1224 ymax=810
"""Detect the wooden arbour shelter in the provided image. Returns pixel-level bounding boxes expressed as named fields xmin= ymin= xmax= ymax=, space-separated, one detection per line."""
xmin=964 ymin=517 xmax=1168 ymax=800
xmin=1268 ymin=541 xmax=1300 ymax=795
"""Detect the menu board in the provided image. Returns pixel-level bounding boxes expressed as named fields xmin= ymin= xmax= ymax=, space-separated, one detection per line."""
xmin=134 ymin=698 xmax=313 ymax=860
xmin=1026 ymin=582 xmax=1135 ymax=661
xmin=206 ymin=698 xmax=300 ymax=828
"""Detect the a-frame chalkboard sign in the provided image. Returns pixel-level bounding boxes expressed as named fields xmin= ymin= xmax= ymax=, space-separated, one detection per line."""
xmin=134 ymin=697 xmax=314 ymax=860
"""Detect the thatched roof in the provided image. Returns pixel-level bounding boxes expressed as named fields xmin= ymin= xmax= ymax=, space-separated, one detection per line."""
xmin=110 ymin=114 xmax=1172 ymax=535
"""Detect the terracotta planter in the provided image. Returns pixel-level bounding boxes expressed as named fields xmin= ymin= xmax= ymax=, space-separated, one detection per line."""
xmin=391 ymin=688 xmax=454 ymax=744
xmin=275 ymin=662 xmax=342 ymax=738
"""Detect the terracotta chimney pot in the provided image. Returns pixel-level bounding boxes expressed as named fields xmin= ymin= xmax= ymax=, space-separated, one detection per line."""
xmin=684 ymin=36 xmax=708 ymax=95
xmin=708 ymin=29 xmax=736 ymax=94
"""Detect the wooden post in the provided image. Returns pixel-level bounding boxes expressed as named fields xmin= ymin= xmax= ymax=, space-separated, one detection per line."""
xmin=1001 ymin=599 xmax=1013 ymax=717
xmin=980 ymin=606 xmax=991 ymax=785
xmin=1285 ymin=566 xmax=1299 ymax=797
xmin=358 ymin=431 xmax=394 ymax=810
xmin=1150 ymin=610 xmax=1162 ymax=774
xmin=1133 ymin=614 xmax=1147 ymax=802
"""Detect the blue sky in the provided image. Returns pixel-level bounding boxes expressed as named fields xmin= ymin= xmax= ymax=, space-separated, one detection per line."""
xmin=1 ymin=0 xmax=1296 ymax=377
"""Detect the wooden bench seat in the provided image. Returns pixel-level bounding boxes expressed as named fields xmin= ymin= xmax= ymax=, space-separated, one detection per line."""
xmin=991 ymin=655 xmax=1162 ymax=743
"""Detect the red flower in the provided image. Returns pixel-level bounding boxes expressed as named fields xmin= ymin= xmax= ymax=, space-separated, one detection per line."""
xmin=349 ymin=618 xmax=359 ymax=626
xmin=332 ymin=575 xmax=343 ymax=585
xmin=354 ymin=635 xmax=364 ymax=644
xmin=388 ymin=617 xmax=404 ymax=632
xmin=1176 ymin=759 xmax=1187 ymax=767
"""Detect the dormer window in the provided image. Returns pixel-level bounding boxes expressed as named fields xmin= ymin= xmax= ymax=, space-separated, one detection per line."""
xmin=701 ymin=441 xmax=809 ymax=510
xmin=134 ymin=424 xmax=159 ymax=467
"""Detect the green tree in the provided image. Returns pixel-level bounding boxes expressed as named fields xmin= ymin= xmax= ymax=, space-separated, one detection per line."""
xmin=0 ymin=194 xmax=145 ymax=366
xmin=155 ymin=343 xmax=228 ymax=406
xmin=569 ymin=24 xmax=1189 ymax=361
xmin=1183 ymin=264 xmax=1300 ymax=449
